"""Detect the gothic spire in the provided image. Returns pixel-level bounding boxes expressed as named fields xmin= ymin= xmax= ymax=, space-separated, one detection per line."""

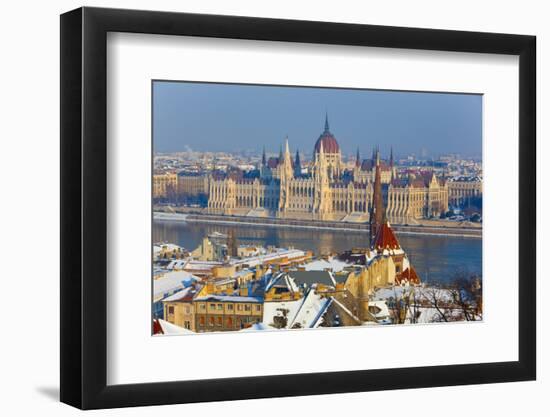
xmin=390 ymin=146 xmax=394 ymax=167
xmin=294 ymin=149 xmax=301 ymax=177
xmin=355 ymin=147 xmax=361 ymax=167
xmin=262 ymin=146 xmax=266 ymax=166
xmin=324 ymin=111 xmax=330 ymax=133
xmin=284 ymin=136 xmax=290 ymax=156
xmin=370 ymin=149 xmax=385 ymax=248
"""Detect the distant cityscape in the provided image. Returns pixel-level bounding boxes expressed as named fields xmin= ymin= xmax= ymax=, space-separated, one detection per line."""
xmin=153 ymin=114 xmax=482 ymax=225
xmin=152 ymin=113 xmax=482 ymax=335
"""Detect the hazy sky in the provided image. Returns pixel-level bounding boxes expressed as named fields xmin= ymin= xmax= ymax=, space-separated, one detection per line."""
xmin=153 ymin=81 xmax=482 ymax=158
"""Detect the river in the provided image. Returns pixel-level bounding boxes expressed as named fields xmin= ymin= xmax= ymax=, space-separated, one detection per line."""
xmin=153 ymin=220 xmax=482 ymax=285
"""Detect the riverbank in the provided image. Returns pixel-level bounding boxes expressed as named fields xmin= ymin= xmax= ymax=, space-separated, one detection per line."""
xmin=153 ymin=212 xmax=482 ymax=238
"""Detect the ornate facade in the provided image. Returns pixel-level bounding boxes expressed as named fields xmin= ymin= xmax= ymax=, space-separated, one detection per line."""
xmin=152 ymin=172 xmax=178 ymax=199
xmin=178 ymin=116 xmax=449 ymax=223
xmin=448 ymin=175 xmax=483 ymax=206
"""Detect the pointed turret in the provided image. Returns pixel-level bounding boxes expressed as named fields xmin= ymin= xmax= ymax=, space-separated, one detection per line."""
xmin=373 ymin=220 xmax=401 ymax=251
xmin=355 ymin=147 xmax=361 ymax=167
xmin=274 ymin=136 xmax=294 ymax=182
xmin=262 ymin=146 xmax=266 ymax=166
xmin=324 ymin=111 xmax=330 ymax=133
xmin=284 ymin=136 xmax=291 ymax=157
xmin=294 ymin=149 xmax=301 ymax=177
xmin=389 ymin=146 xmax=395 ymax=181
xmin=315 ymin=141 xmax=328 ymax=181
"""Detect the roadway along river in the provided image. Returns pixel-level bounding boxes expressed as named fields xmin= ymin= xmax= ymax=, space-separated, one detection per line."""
xmin=153 ymin=219 xmax=482 ymax=285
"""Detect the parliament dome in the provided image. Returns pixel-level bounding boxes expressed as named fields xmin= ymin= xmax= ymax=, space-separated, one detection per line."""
xmin=314 ymin=114 xmax=340 ymax=154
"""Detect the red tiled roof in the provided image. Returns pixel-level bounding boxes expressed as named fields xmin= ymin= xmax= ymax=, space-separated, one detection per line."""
xmin=396 ymin=266 xmax=421 ymax=285
xmin=153 ymin=319 xmax=164 ymax=335
xmin=374 ymin=222 xmax=401 ymax=251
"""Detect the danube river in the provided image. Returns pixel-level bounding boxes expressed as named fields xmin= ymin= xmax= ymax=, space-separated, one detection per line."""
xmin=153 ymin=220 xmax=482 ymax=285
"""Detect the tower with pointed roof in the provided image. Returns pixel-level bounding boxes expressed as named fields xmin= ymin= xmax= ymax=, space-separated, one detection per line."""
xmin=282 ymin=137 xmax=293 ymax=180
xmin=277 ymin=137 xmax=294 ymax=213
xmin=312 ymin=141 xmax=330 ymax=219
xmin=353 ymin=147 xmax=362 ymax=180
xmin=294 ymin=149 xmax=301 ymax=178
xmin=389 ymin=146 xmax=397 ymax=180
xmin=259 ymin=146 xmax=269 ymax=178
xmin=369 ymin=148 xmax=385 ymax=247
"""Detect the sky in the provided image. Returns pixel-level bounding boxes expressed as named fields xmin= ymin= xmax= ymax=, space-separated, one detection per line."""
xmin=153 ymin=81 xmax=482 ymax=159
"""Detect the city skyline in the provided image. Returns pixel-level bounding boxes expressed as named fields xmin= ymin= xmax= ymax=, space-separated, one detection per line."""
xmin=153 ymin=81 xmax=482 ymax=158
xmin=152 ymin=80 xmax=483 ymax=334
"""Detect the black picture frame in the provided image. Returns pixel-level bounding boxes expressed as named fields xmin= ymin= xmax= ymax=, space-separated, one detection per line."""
xmin=60 ymin=6 xmax=536 ymax=410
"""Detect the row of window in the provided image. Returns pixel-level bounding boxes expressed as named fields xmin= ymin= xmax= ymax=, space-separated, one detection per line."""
xmin=166 ymin=303 xmax=261 ymax=316
xmin=197 ymin=315 xmax=257 ymax=328
xmin=199 ymin=303 xmax=262 ymax=312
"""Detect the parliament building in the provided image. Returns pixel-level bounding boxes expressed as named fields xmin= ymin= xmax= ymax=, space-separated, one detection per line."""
xmin=174 ymin=115 xmax=449 ymax=224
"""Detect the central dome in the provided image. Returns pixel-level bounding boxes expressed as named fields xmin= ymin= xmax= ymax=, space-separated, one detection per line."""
xmin=314 ymin=114 xmax=340 ymax=154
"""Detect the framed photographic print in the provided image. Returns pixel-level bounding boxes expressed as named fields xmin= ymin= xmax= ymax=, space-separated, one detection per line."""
xmin=60 ymin=6 xmax=536 ymax=410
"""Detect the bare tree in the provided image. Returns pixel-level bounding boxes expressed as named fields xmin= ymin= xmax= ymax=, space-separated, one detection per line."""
xmin=422 ymin=286 xmax=451 ymax=322
xmin=407 ymin=287 xmax=422 ymax=324
xmin=388 ymin=287 xmax=411 ymax=324
xmin=420 ymin=271 xmax=482 ymax=323
xmin=448 ymin=271 xmax=483 ymax=321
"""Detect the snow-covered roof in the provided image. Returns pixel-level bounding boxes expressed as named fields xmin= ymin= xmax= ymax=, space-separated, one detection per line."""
xmin=289 ymin=290 xmax=332 ymax=329
xmin=265 ymin=272 xmax=300 ymax=293
xmin=153 ymin=270 xmax=199 ymax=301
xmin=166 ymin=259 xmax=189 ymax=270
xmin=194 ymin=294 xmax=263 ymax=303
xmin=154 ymin=243 xmax=183 ymax=251
xmin=233 ymin=269 xmax=254 ymax=277
xmin=229 ymin=248 xmax=307 ymax=268
xmin=262 ymin=289 xmax=332 ymax=329
xmin=300 ymin=257 xmax=350 ymax=273
xmin=183 ymin=260 xmax=223 ymax=270
xmin=155 ymin=319 xmax=195 ymax=335
xmin=449 ymin=175 xmax=482 ymax=182
xmin=263 ymin=297 xmax=304 ymax=328
xmin=161 ymin=285 xmax=200 ymax=302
